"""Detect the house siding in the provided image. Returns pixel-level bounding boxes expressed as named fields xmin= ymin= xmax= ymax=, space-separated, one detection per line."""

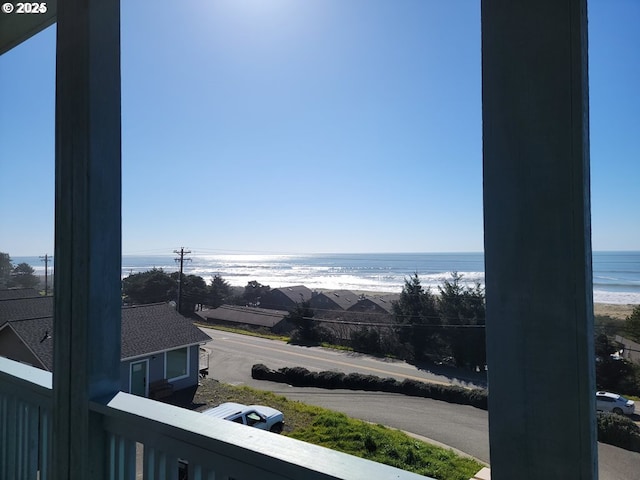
xmin=119 ymin=345 xmax=200 ymax=394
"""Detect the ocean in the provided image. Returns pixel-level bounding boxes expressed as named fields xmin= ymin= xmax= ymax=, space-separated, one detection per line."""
xmin=11 ymin=251 xmax=640 ymax=305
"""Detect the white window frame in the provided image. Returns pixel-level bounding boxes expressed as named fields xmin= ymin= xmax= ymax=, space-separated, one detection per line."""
xmin=164 ymin=346 xmax=190 ymax=382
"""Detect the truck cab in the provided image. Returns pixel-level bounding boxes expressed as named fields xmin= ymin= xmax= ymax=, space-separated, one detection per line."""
xmin=201 ymin=402 xmax=284 ymax=433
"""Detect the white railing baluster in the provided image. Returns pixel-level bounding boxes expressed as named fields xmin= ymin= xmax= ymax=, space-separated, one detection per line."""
xmin=0 ymin=395 xmax=6 ymax=480
xmin=165 ymin=454 xmax=179 ymax=480
xmin=23 ymin=401 xmax=39 ymax=478
xmin=39 ymin=408 xmax=52 ymax=480
xmin=5 ymin=394 xmax=16 ymax=479
xmin=157 ymin=450 xmax=167 ymax=480
xmin=108 ymin=432 xmax=137 ymax=480
xmin=1 ymin=358 xmax=429 ymax=480
xmin=143 ymin=445 xmax=156 ymax=480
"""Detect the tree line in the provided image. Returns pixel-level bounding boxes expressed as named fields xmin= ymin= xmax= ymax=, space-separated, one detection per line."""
xmin=288 ymin=272 xmax=487 ymax=370
xmin=0 ymin=252 xmax=40 ymax=289
xmin=121 ymin=268 xmax=271 ymax=313
xmin=596 ymin=305 xmax=640 ymax=396
xmin=6 ymin=249 xmax=640 ymax=391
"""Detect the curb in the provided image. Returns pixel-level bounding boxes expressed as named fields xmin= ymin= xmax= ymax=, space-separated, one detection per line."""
xmin=469 ymin=466 xmax=491 ymax=480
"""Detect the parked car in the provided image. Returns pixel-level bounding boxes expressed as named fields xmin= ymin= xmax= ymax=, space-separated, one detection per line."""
xmin=596 ymin=391 xmax=635 ymax=416
xmin=201 ymin=402 xmax=285 ymax=433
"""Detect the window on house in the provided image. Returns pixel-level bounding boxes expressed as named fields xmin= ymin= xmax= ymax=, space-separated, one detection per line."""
xmin=166 ymin=347 xmax=189 ymax=381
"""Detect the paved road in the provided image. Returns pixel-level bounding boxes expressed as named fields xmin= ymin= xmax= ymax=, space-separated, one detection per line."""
xmin=200 ymin=327 xmax=640 ymax=478
xmin=201 ymin=328 xmax=487 ymax=389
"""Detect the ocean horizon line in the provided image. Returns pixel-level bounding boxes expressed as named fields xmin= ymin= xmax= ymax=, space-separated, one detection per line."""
xmin=118 ymin=249 xmax=639 ymax=257
xmin=8 ymin=249 xmax=640 ymax=258
xmin=10 ymin=251 xmax=640 ymax=305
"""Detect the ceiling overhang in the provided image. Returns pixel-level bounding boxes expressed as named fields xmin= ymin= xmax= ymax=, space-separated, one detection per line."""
xmin=0 ymin=0 xmax=56 ymax=55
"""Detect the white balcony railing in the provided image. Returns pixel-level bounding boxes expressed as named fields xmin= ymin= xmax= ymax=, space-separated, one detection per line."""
xmin=0 ymin=357 xmax=429 ymax=480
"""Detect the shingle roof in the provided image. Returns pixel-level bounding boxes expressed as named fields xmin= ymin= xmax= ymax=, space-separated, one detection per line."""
xmin=1 ymin=302 xmax=211 ymax=370
xmin=347 ymin=294 xmax=400 ymax=314
xmin=272 ymin=285 xmax=313 ymax=303
xmin=0 ymin=296 xmax=53 ymax=324
xmin=310 ymin=290 xmax=359 ymax=310
xmin=201 ymin=304 xmax=288 ymax=328
xmin=120 ymin=303 xmax=211 ymax=359
xmin=0 ymin=288 xmax=42 ymax=300
xmin=7 ymin=317 xmax=54 ymax=370
xmin=370 ymin=294 xmax=400 ymax=308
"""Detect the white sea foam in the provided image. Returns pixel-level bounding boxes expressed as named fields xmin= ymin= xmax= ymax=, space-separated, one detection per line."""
xmin=11 ymin=253 xmax=640 ymax=305
xmin=593 ymin=290 xmax=640 ymax=305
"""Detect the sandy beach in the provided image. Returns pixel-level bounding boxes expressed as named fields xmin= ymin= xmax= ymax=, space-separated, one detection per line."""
xmin=594 ymin=303 xmax=637 ymax=320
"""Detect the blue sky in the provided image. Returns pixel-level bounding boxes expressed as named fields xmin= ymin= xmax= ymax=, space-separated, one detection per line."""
xmin=1 ymin=1 xmax=638 ymax=256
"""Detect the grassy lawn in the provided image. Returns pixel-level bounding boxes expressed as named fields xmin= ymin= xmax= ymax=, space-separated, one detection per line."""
xmin=194 ymin=322 xmax=291 ymax=342
xmin=194 ymin=379 xmax=483 ymax=480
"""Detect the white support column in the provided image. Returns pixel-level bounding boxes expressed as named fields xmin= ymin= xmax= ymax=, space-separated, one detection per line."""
xmin=53 ymin=0 xmax=121 ymax=478
xmin=482 ymin=1 xmax=596 ymax=478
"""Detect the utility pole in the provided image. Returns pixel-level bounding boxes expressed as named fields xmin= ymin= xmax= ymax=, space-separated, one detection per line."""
xmin=40 ymin=254 xmax=52 ymax=295
xmin=173 ymin=247 xmax=191 ymax=313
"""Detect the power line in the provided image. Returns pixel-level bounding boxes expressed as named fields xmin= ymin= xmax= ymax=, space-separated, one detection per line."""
xmin=306 ymin=316 xmax=486 ymax=329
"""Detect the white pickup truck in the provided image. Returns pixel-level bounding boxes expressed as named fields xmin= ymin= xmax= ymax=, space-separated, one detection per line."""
xmin=201 ymin=402 xmax=285 ymax=433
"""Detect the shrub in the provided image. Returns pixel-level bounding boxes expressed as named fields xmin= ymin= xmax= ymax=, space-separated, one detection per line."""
xmin=597 ymin=412 xmax=640 ymax=452
xmin=250 ymin=363 xmax=289 ymax=383
xmin=279 ymin=366 xmax=315 ymax=386
xmin=343 ymin=372 xmax=382 ymax=390
xmin=252 ymin=364 xmax=488 ymax=411
xmin=465 ymin=388 xmax=489 ymax=410
xmin=250 ymin=363 xmax=272 ymax=380
xmin=363 ymin=433 xmax=377 ymax=453
xmin=316 ymin=370 xmax=346 ymax=389
xmin=350 ymin=328 xmax=383 ymax=355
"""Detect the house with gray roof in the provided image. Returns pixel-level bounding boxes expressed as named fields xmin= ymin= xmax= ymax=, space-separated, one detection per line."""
xmin=309 ymin=290 xmax=359 ymax=313
xmin=0 ymin=300 xmax=211 ymax=399
xmin=348 ymin=293 xmax=400 ymax=316
xmin=198 ymin=304 xmax=293 ymax=333
xmin=259 ymin=285 xmax=313 ymax=311
xmin=0 ymin=295 xmax=53 ymax=322
xmin=614 ymin=335 xmax=640 ymax=364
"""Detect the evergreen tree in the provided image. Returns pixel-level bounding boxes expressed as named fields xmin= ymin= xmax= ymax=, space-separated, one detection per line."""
xmin=8 ymin=262 xmax=40 ymax=289
xmin=392 ymin=273 xmax=439 ymax=360
xmin=208 ymin=275 xmax=231 ymax=308
xmin=287 ymin=301 xmax=322 ymax=343
xmin=438 ymin=272 xmax=486 ymax=369
xmin=171 ymin=272 xmax=209 ymax=312
xmin=243 ymin=280 xmax=270 ymax=306
xmin=122 ymin=268 xmax=175 ymax=304
xmin=624 ymin=306 xmax=640 ymax=343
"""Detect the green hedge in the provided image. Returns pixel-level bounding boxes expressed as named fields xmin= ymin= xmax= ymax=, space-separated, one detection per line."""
xmin=251 ymin=363 xmax=488 ymax=409
xmin=596 ymin=412 xmax=640 ymax=452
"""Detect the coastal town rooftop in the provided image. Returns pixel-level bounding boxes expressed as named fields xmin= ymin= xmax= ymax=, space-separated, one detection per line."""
xmin=0 ymin=1 xmax=595 ymax=479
